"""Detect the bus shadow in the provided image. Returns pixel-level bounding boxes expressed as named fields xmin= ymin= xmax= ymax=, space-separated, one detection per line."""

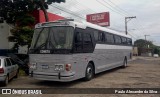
xmin=94 ymin=66 xmax=123 ymax=78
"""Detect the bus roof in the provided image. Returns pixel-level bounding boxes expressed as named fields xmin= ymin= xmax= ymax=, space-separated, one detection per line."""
xmin=35 ymin=19 xmax=131 ymax=38
xmin=73 ymin=21 xmax=131 ymax=38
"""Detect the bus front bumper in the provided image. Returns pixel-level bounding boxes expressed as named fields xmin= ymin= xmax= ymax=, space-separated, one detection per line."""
xmin=30 ymin=72 xmax=75 ymax=82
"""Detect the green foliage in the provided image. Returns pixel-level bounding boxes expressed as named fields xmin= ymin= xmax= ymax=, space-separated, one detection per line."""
xmin=9 ymin=26 xmax=33 ymax=45
xmin=134 ymin=39 xmax=160 ymax=55
xmin=8 ymin=15 xmax=35 ymax=50
xmin=19 ymin=68 xmax=28 ymax=76
xmin=153 ymin=47 xmax=160 ymax=55
xmin=0 ymin=0 xmax=66 ymax=23
xmin=16 ymin=15 xmax=35 ymax=26
xmin=0 ymin=0 xmax=34 ymax=24
xmin=32 ymin=0 xmax=65 ymax=21
xmin=29 ymin=0 xmax=65 ymax=12
xmin=134 ymin=39 xmax=154 ymax=49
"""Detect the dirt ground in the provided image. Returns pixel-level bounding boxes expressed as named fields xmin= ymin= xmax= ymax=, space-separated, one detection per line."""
xmin=0 ymin=56 xmax=160 ymax=97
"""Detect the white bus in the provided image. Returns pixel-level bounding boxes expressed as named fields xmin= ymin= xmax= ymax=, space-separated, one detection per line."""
xmin=29 ymin=19 xmax=132 ymax=82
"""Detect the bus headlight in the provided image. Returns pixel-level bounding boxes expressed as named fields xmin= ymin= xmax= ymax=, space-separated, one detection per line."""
xmin=54 ymin=64 xmax=64 ymax=71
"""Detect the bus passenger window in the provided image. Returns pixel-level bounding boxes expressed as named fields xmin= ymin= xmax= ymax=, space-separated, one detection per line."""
xmin=75 ymin=32 xmax=83 ymax=52
xmin=122 ymin=37 xmax=127 ymax=45
xmin=83 ymin=33 xmax=93 ymax=53
xmin=98 ymin=32 xmax=105 ymax=42
xmin=84 ymin=33 xmax=92 ymax=44
xmin=127 ymin=38 xmax=132 ymax=45
xmin=93 ymin=31 xmax=98 ymax=42
xmin=75 ymin=32 xmax=82 ymax=43
xmin=114 ymin=35 xmax=122 ymax=44
xmin=105 ymin=33 xmax=114 ymax=44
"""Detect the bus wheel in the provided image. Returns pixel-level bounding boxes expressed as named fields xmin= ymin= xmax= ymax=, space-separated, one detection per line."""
xmin=84 ymin=63 xmax=94 ymax=81
xmin=122 ymin=58 xmax=127 ymax=68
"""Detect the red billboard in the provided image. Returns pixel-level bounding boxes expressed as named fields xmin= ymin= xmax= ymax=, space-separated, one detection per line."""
xmin=86 ymin=12 xmax=110 ymax=27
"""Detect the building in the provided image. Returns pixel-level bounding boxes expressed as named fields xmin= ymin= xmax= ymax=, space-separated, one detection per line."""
xmin=0 ymin=22 xmax=14 ymax=55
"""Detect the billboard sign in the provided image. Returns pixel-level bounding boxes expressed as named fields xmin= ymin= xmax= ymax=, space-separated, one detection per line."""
xmin=86 ymin=12 xmax=110 ymax=27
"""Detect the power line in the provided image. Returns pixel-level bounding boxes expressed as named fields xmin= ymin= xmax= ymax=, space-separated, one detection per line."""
xmin=73 ymin=0 xmax=96 ymax=13
xmin=102 ymin=0 xmax=129 ymax=16
xmin=62 ymin=0 xmax=94 ymax=15
xmin=50 ymin=4 xmax=86 ymax=20
xmin=98 ymin=0 xmax=146 ymax=37
xmin=95 ymin=0 xmax=127 ymax=16
xmin=107 ymin=0 xmax=132 ymax=16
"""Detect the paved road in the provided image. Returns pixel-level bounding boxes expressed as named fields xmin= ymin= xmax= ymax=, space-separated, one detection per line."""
xmin=1 ymin=57 xmax=160 ymax=97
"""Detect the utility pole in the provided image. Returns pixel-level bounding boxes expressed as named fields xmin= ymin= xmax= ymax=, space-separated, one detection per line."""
xmin=144 ymin=35 xmax=150 ymax=54
xmin=125 ymin=16 xmax=136 ymax=35
xmin=144 ymin=35 xmax=150 ymax=41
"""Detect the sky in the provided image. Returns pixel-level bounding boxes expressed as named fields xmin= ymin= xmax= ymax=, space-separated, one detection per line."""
xmin=47 ymin=0 xmax=160 ymax=46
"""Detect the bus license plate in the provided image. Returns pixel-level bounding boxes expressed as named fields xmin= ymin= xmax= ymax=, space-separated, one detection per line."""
xmin=42 ymin=65 xmax=49 ymax=69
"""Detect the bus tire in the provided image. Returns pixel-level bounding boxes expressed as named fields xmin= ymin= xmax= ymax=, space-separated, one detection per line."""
xmin=84 ymin=63 xmax=94 ymax=81
xmin=122 ymin=57 xmax=127 ymax=68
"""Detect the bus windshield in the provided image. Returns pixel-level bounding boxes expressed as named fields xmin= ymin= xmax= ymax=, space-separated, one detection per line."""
xmin=30 ymin=26 xmax=74 ymax=51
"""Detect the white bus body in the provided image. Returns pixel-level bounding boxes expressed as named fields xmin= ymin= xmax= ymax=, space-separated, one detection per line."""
xmin=29 ymin=19 xmax=132 ymax=82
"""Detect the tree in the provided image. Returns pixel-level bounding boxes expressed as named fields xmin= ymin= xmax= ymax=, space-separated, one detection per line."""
xmin=134 ymin=39 xmax=154 ymax=49
xmin=134 ymin=39 xmax=156 ymax=55
xmin=31 ymin=0 xmax=65 ymax=22
xmin=8 ymin=14 xmax=35 ymax=51
xmin=0 ymin=0 xmax=65 ymax=23
xmin=0 ymin=0 xmax=35 ymax=51
xmin=0 ymin=0 xmax=35 ymax=24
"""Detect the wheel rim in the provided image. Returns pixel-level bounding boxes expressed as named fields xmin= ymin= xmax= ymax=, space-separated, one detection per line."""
xmin=87 ymin=66 xmax=92 ymax=78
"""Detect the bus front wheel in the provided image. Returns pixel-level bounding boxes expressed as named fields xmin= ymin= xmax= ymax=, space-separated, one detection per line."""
xmin=84 ymin=63 xmax=94 ymax=81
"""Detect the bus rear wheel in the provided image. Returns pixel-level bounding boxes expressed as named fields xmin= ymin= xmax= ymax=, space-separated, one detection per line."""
xmin=84 ymin=63 xmax=94 ymax=81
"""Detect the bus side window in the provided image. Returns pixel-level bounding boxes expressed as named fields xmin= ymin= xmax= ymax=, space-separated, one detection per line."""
xmin=74 ymin=32 xmax=83 ymax=52
xmin=105 ymin=33 xmax=115 ymax=44
xmin=98 ymin=32 xmax=105 ymax=43
xmin=127 ymin=38 xmax=132 ymax=45
xmin=114 ymin=35 xmax=122 ymax=44
xmin=83 ymin=33 xmax=93 ymax=53
xmin=93 ymin=30 xmax=105 ymax=43
xmin=122 ymin=37 xmax=127 ymax=45
xmin=93 ymin=31 xmax=98 ymax=42
xmin=75 ymin=32 xmax=82 ymax=43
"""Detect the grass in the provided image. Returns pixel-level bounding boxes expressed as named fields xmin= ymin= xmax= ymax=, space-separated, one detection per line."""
xmin=18 ymin=69 xmax=28 ymax=76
